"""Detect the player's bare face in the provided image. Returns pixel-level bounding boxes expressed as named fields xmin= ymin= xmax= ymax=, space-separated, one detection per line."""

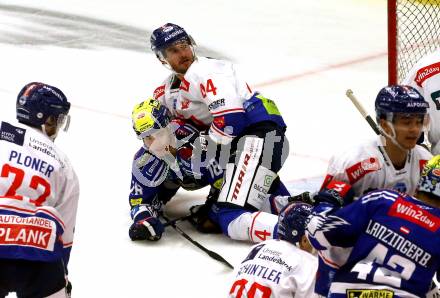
xmin=393 ymin=114 xmax=425 ymax=149
xmin=143 ymin=127 xmax=176 ymax=158
xmin=164 ymin=41 xmax=194 ymax=74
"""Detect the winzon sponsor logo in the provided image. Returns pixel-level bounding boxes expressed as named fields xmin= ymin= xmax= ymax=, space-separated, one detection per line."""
xmin=164 ymin=29 xmax=184 ymax=41
xmin=346 ymin=289 xmax=394 ymax=298
xmin=366 ymin=220 xmax=432 ymax=266
xmin=232 ymin=154 xmax=251 ymax=200
xmin=415 ymin=62 xmax=440 ymax=87
xmin=346 ymin=158 xmax=380 ymax=184
xmin=208 ymin=98 xmax=225 ymax=110
xmin=389 ymin=198 xmax=440 ymax=232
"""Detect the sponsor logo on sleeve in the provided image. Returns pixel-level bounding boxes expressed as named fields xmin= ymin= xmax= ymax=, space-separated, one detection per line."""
xmin=346 ymin=157 xmax=380 ymax=185
xmin=153 ymin=85 xmax=165 ymax=99
xmin=415 ymin=62 xmax=440 ymax=87
xmin=0 ymin=122 xmax=25 ymax=146
xmin=388 ymin=198 xmax=440 ymax=232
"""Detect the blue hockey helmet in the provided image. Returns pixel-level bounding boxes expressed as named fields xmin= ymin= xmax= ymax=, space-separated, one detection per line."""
xmin=375 ymin=85 xmax=429 ymax=122
xmin=131 ymin=98 xmax=171 ymax=139
xmin=150 ymin=23 xmax=195 ymax=60
xmin=277 ymin=202 xmax=312 ymax=244
xmin=417 ymin=155 xmax=440 ymax=199
xmin=16 ymin=82 xmax=71 ymax=129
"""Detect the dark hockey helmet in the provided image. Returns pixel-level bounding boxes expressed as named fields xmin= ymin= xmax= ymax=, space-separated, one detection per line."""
xmin=132 ymin=98 xmax=171 ymax=139
xmin=417 ymin=155 xmax=440 ymax=199
xmin=16 ymin=82 xmax=71 ymax=128
xmin=375 ymin=85 xmax=429 ymax=122
xmin=150 ymin=23 xmax=196 ymax=60
xmin=277 ymin=202 xmax=312 ymax=244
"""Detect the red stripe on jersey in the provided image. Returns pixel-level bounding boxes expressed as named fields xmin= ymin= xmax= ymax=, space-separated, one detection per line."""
xmin=320 ymin=174 xmax=334 ymax=190
xmin=249 ymin=211 xmax=262 ymax=242
xmin=388 ymin=198 xmax=440 ymax=232
xmin=419 ymin=159 xmax=428 ymax=173
xmin=0 ymin=204 xmax=66 ymax=229
xmin=153 ymin=85 xmax=165 ymax=99
xmin=415 ymin=62 xmax=440 ymax=87
xmin=345 ymin=158 xmax=380 ymax=185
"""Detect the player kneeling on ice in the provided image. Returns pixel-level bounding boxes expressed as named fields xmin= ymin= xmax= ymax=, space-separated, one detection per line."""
xmin=306 ymin=155 xmax=440 ymax=298
xmin=228 ymin=202 xmax=318 ymax=298
xmin=0 ymin=83 xmax=79 ymax=298
xmin=128 ymin=98 xmax=224 ymax=241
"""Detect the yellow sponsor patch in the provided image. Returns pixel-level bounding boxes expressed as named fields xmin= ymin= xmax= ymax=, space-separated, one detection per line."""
xmin=213 ymin=178 xmax=223 ymax=190
xmin=130 ymin=198 xmax=143 ymax=206
xmin=346 ymin=289 xmax=394 ymax=298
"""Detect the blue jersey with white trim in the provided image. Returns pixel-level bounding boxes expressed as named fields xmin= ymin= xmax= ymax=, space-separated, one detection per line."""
xmin=307 ymin=189 xmax=440 ymax=298
xmin=129 ymin=121 xmax=224 ymax=214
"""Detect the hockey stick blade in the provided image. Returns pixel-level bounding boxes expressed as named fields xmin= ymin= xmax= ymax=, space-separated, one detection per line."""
xmin=161 ymin=214 xmax=234 ymax=270
xmin=346 ymin=89 xmax=382 ymax=136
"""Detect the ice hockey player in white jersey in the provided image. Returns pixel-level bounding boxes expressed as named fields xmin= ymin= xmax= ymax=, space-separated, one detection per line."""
xmin=0 ymin=82 xmax=79 ymax=298
xmin=228 ymin=202 xmax=318 ymax=298
xmin=322 ymin=85 xmax=432 ymax=197
xmin=306 ymin=155 xmax=440 ymax=298
xmin=403 ymin=50 xmax=440 ymax=154
xmin=149 ymin=23 xmax=291 ymax=243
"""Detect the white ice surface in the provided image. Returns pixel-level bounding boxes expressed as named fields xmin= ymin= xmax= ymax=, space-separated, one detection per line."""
xmin=0 ymin=0 xmax=388 ymax=297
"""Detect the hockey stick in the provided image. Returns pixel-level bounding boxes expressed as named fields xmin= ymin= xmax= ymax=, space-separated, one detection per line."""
xmin=160 ymin=214 xmax=234 ymax=270
xmin=345 ymin=89 xmax=382 ymax=136
xmin=163 ymin=213 xmax=194 ymax=227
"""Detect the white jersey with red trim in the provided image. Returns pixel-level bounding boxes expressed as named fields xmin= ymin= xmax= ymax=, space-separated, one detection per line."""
xmin=402 ymin=50 xmax=440 ymax=154
xmin=322 ymin=137 xmax=432 ymax=197
xmin=154 ymin=57 xmax=253 ymax=144
xmin=0 ymin=120 xmax=79 ymax=263
xmin=228 ymin=239 xmax=318 ymax=298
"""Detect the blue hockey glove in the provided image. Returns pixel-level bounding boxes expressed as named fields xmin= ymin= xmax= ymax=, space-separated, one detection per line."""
xmin=314 ymin=180 xmax=354 ymax=207
xmin=129 ymin=205 xmax=164 ymax=241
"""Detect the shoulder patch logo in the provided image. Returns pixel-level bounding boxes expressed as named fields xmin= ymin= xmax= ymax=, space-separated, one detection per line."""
xmin=388 ymin=197 xmax=440 ymax=232
xmin=415 ymin=62 xmax=440 ymax=87
xmin=0 ymin=122 xmax=25 ymax=146
xmin=346 ymin=157 xmax=380 ymax=184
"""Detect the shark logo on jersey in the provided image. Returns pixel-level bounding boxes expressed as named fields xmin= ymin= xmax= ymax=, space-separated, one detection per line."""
xmin=0 ymin=122 xmax=25 ymax=146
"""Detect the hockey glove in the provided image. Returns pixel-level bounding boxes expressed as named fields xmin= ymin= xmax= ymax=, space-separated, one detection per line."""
xmin=188 ymin=187 xmax=222 ymax=233
xmin=129 ymin=205 xmax=164 ymax=241
xmin=314 ymin=180 xmax=354 ymax=207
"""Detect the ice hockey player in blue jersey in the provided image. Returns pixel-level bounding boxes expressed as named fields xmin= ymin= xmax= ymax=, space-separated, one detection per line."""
xmin=128 ymin=98 xmax=224 ymax=241
xmin=149 ymin=23 xmax=291 ymax=242
xmin=0 ymin=82 xmax=79 ymax=298
xmin=307 ymin=155 xmax=440 ymax=298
